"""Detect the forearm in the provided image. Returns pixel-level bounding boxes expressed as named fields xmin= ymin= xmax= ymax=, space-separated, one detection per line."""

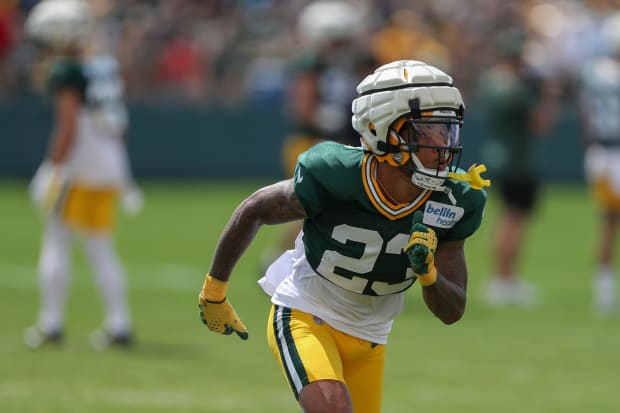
xmin=417 ymin=239 xmax=468 ymax=325
xmin=48 ymin=129 xmax=74 ymax=163
xmin=209 ymin=197 xmax=262 ymax=282
xmin=421 ymin=273 xmax=467 ymax=324
xmin=199 ymin=196 xmax=270 ymax=343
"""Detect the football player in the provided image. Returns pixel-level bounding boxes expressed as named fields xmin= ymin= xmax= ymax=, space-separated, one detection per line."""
xmin=478 ymin=26 xmax=560 ymax=308
xmin=578 ymin=12 xmax=620 ymax=316
xmin=24 ymin=0 xmax=142 ymax=349
xmin=198 ymin=60 xmax=489 ymax=413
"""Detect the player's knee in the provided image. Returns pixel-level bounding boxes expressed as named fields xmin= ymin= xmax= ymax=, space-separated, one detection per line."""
xmin=298 ymin=380 xmax=353 ymax=413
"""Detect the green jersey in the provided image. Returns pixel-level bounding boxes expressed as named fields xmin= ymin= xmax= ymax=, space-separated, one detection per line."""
xmin=48 ymin=55 xmax=128 ymax=133
xmin=294 ymin=141 xmax=486 ymax=296
xmin=45 ymin=54 xmax=130 ymax=185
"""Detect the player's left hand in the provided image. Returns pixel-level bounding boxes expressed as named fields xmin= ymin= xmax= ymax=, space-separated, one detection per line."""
xmin=403 ymin=211 xmax=438 ymax=284
xmin=121 ymin=184 xmax=144 ymax=216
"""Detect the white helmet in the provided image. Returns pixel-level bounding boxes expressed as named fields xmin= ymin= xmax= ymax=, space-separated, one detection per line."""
xmin=352 ymin=60 xmax=465 ymax=191
xmin=25 ymin=0 xmax=92 ymax=50
xmin=297 ymin=1 xmax=365 ymax=46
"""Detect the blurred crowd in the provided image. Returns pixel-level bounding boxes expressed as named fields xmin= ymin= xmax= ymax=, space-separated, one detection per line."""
xmin=0 ymin=0 xmax=619 ymax=105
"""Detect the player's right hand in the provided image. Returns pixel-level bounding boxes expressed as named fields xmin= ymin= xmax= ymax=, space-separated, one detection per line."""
xmin=198 ymin=294 xmax=248 ymax=340
xmin=29 ymin=161 xmax=66 ymax=215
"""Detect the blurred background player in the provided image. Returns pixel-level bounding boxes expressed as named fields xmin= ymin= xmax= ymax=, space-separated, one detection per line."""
xmin=260 ymin=0 xmax=375 ymax=270
xmin=478 ymin=26 xmax=560 ymax=307
xmin=23 ymin=0 xmax=143 ymax=349
xmin=578 ymin=11 xmax=620 ymax=316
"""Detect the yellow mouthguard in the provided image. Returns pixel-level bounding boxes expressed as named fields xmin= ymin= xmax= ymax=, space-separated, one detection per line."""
xmin=448 ymin=164 xmax=491 ymax=190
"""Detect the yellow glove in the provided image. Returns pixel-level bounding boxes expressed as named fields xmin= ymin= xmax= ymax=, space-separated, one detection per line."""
xmin=198 ymin=274 xmax=248 ymax=340
xmin=403 ymin=211 xmax=438 ymax=286
xmin=448 ymin=164 xmax=491 ymax=190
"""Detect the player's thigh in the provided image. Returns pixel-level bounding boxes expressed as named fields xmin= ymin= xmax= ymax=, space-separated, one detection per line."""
xmin=341 ymin=341 xmax=385 ymax=413
xmin=267 ymin=305 xmax=345 ymax=400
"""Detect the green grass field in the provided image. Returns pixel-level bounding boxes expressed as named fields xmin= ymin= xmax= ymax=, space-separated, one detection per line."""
xmin=0 ymin=180 xmax=618 ymax=413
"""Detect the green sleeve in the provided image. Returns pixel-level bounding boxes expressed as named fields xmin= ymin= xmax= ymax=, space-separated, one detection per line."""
xmin=48 ymin=59 xmax=87 ymax=98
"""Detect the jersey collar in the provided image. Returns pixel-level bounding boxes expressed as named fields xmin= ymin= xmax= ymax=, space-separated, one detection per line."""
xmin=361 ymin=153 xmax=431 ymax=221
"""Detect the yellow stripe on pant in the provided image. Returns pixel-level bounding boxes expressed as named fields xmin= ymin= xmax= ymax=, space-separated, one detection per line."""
xmin=267 ymin=304 xmax=385 ymax=413
xmin=61 ymin=184 xmax=119 ymax=233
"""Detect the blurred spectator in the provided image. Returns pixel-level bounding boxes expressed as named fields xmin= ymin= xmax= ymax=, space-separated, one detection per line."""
xmin=520 ymin=0 xmax=617 ymax=90
xmin=0 ymin=3 xmax=15 ymax=58
xmin=477 ymin=25 xmax=561 ymax=308
xmin=577 ymin=11 xmax=620 ymax=316
xmin=155 ymin=29 xmax=208 ymax=101
xmin=0 ymin=1 xmax=18 ymax=95
xmin=0 ymin=0 xmax=605 ymax=107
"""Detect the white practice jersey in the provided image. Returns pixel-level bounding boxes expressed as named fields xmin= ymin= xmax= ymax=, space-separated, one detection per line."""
xmin=259 ymin=233 xmax=405 ymax=345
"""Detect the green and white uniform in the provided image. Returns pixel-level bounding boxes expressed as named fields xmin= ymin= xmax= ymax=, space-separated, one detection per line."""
xmin=49 ymin=53 xmax=129 ymax=187
xmin=580 ymin=56 xmax=620 ymax=201
xmin=259 ymin=141 xmax=486 ymax=344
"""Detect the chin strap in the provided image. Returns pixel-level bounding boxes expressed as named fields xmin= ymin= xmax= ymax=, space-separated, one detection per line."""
xmin=448 ymin=164 xmax=491 ymax=190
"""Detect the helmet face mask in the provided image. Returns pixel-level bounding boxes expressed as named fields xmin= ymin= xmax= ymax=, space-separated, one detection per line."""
xmin=390 ymin=113 xmax=463 ymax=190
xmin=352 ymin=60 xmax=465 ymax=191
